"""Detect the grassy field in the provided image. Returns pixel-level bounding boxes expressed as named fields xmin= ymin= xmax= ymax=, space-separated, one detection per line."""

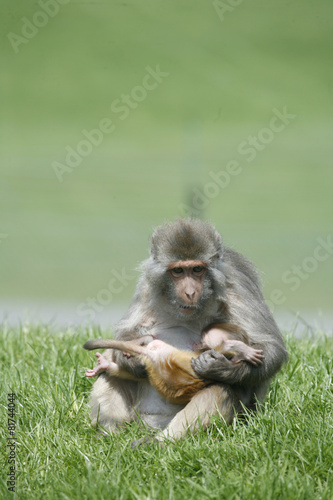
xmin=0 ymin=324 xmax=332 ymax=499
xmin=1 ymin=1 xmax=333 ymax=313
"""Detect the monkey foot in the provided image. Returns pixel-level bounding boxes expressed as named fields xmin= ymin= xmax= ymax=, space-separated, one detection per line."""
xmin=85 ymin=352 xmax=110 ymax=377
xmin=243 ymin=349 xmax=264 ymax=366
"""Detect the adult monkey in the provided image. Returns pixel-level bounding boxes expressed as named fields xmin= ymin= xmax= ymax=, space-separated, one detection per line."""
xmin=88 ymin=218 xmax=287 ymax=441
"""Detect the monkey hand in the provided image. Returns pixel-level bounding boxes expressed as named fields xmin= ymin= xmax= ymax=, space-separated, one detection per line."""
xmin=191 ymin=349 xmax=234 ymax=381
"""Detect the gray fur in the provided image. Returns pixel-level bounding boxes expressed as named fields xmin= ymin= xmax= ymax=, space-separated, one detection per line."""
xmin=88 ymin=218 xmax=287 ymax=440
xmin=151 ymin=218 xmax=223 ymax=265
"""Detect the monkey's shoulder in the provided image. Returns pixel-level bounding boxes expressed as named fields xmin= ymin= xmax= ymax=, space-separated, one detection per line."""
xmin=224 ymin=247 xmax=260 ymax=282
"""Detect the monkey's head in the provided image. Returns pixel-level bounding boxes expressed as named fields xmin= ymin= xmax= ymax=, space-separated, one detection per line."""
xmin=144 ymin=219 xmax=227 ymax=321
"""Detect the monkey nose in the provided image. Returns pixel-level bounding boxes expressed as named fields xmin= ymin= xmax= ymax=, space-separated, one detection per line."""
xmin=185 ymin=291 xmax=195 ymax=301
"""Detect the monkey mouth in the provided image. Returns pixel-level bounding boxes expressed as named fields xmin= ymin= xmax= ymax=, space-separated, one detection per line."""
xmin=178 ymin=304 xmax=197 ymax=314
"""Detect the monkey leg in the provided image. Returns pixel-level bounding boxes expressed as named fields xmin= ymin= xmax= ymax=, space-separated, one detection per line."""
xmin=85 ymin=352 xmax=112 ymax=378
xmin=86 ymin=352 xmax=139 ymax=380
xmin=89 ymin=349 xmax=139 ymax=432
xmin=156 ymin=384 xmax=244 ymax=441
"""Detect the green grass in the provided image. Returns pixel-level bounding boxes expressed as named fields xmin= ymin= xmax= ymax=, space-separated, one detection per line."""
xmin=1 ymin=324 xmax=332 ymax=499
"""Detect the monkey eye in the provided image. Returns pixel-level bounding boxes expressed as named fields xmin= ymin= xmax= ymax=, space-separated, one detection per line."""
xmin=193 ymin=266 xmax=204 ymax=273
xmin=171 ymin=267 xmax=183 ymax=275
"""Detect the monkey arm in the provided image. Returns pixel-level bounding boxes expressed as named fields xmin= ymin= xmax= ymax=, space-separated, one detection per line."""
xmin=193 ymin=248 xmax=287 ymax=386
xmin=191 ymin=339 xmax=287 ymax=386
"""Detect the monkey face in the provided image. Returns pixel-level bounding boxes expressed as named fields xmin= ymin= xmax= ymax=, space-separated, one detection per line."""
xmin=166 ymin=260 xmax=212 ymax=318
xmin=145 ymin=219 xmax=226 ymax=321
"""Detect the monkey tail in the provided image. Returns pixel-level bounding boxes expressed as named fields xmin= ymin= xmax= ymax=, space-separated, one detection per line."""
xmin=83 ymin=339 xmax=147 ymax=357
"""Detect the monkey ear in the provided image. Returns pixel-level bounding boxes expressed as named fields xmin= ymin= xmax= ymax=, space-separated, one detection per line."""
xmin=212 ymin=251 xmax=223 ymax=265
xmin=150 ymin=247 xmax=158 ymax=261
xmin=150 ymin=231 xmax=159 ymax=260
xmin=213 ymin=231 xmax=223 ymax=253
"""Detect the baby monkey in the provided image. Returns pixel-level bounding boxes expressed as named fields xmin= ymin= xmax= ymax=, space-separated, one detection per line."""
xmin=84 ymin=323 xmax=264 ymax=405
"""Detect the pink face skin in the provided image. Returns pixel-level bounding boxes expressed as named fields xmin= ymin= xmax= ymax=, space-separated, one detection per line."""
xmin=168 ymin=261 xmax=207 ymax=316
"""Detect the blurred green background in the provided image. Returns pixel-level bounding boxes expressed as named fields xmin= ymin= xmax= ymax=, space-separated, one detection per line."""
xmin=1 ymin=0 xmax=332 ymax=324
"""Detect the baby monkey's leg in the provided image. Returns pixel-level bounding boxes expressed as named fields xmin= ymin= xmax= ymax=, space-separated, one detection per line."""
xmin=222 ymin=340 xmax=264 ymax=366
xmin=85 ymin=352 xmax=138 ymax=380
xmin=201 ymin=324 xmax=264 ymax=366
xmin=119 ymin=334 xmax=155 ymax=358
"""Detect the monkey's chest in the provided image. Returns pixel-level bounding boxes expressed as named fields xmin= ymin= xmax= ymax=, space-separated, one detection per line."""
xmin=152 ymin=325 xmax=201 ymax=351
xmin=137 ymin=325 xmax=201 ymax=429
xmin=137 ymin=380 xmax=185 ymax=429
